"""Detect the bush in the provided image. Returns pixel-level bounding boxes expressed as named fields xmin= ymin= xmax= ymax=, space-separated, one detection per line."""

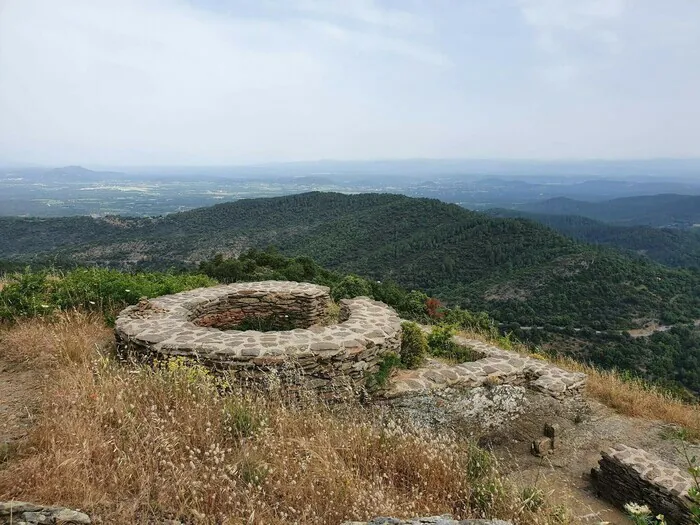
xmin=0 ymin=268 xmax=216 ymax=321
xmin=400 ymin=322 xmax=428 ymax=369
xmin=427 ymin=323 xmax=480 ymax=363
xmin=331 ymin=274 xmax=373 ymax=301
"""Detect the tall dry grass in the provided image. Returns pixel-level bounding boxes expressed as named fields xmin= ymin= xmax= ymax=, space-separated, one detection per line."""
xmin=0 ymin=311 xmax=112 ymax=366
xmin=0 ymin=317 xmax=569 ymax=525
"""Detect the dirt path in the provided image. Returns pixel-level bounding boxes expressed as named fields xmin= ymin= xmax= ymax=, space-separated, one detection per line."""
xmin=489 ymin=393 xmax=698 ymax=524
xmin=0 ymin=358 xmax=42 ymax=444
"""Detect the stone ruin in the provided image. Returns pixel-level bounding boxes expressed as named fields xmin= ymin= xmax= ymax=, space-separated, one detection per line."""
xmin=386 ymin=335 xmax=586 ymax=400
xmin=115 ymin=281 xmax=402 ymax=392
xmin=592 ymin=444 xmax=696 ymax=524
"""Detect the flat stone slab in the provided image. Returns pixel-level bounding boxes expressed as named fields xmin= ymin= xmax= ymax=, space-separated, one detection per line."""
xmin=385 ymin=335 xmax=586 ymax=400
xmin=115 ymin=281 xmax=401 ymax=390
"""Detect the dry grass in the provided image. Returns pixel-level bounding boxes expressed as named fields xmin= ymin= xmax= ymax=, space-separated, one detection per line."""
xmin=457 ymin=330 xmax=700 ymax=439
xmin=552 ymin=356 xmax=700 ymax=439
xmin=0 ymin=311 xmax=112 ymax=366
xmin=0 ymin=317 xmax=569 ymax=525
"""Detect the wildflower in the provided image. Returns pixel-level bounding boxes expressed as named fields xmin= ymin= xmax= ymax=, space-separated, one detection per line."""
xmin=624 ymin=502 xmax=651 ymax=516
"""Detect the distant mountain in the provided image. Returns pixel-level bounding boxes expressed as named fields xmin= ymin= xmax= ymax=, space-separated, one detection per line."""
xmin=0 ymin=165 xmax=126 ymax=182
xmin=486 ymin=209 xmax=700 ymax=268
xmin=516 ymin=194 xmax=700 ymax=228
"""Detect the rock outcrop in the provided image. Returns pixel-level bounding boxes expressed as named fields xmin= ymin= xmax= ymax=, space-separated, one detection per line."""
xmin=592 ymin=444 xmax=696 ymax=524
xmin=0 ymin=501 xmax=90 ymax=525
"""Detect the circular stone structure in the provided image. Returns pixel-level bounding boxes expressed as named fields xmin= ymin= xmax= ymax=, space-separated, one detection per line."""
xmin=115 ymin=281 xmax=402 ymax=391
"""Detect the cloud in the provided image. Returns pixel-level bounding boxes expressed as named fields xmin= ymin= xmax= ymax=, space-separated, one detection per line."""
xmin=0 ymin=0 xmax=699 ymax=164
xmin=303 ymin=19 xmax=451 ymax=67
xmin=517 ymin=0 xmax=627 ymax=84
xmin=292 ymin=0 xmax=432 ymax=33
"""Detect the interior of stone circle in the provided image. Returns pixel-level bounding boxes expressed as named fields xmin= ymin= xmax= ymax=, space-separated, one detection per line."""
xmin=190 ymin=290 xmax=340 ymax=331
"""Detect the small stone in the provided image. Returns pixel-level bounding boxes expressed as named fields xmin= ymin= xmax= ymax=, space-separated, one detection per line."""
xmin=544 ymin=422 xmax=560 ymax=439
xmin=531 ymin=437 xmax=553 ymax=457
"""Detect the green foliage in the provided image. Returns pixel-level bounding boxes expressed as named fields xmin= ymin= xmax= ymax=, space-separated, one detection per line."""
xmin=222 ymin=400 xmax=260 ymax=439
xmin=400 ymin=322 xmax=428 ymax=369
xmin=427 ymin=323 xmax=481 ymax=364
xmin=0 ymin=268 xmax=215 ymax=321
xmin=366 ymin=352 xmax=401 ymax=391
xmin=488 ymin=208 xmax=700 ymax=268
xmin=331 ymin=274 xmax=373 ymax=301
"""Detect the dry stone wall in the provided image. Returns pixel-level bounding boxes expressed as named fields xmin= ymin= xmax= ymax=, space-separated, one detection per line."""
xmin=115 ymin=281 xmax=401 ymax=392
xmin=592 ymin=444 xmax=695 ymax=524
xmin=386 ymin=336 xmax=586 ymax=400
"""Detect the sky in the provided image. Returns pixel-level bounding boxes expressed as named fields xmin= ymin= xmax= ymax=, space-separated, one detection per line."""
xmin=0 ymin=0 xmax=699 ymax=166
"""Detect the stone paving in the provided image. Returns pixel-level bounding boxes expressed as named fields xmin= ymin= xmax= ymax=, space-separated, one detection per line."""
xmin=385 ymin=336 xmax=586 ymax=400
xmin=592 ymin=444 xmax=696 ymax=524
xmin=115 ymin=281 xmax=401 ymax=391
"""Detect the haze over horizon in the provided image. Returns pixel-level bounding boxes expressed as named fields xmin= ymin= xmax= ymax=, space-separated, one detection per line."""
xmin=1 ymin=0 xmax=699 ymax=166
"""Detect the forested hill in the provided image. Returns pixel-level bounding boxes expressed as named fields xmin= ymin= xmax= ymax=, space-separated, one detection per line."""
xmin=1 ymin=192 xmax=699 ymax=333
xmin=516 ymin=194 xmax=700 ymax=228
xmin=486 ymin=209 xmax=700 ymax=268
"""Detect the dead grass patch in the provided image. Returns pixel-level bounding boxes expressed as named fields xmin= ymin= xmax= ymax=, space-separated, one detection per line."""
xmin=0 ymin=317 xmax=569 ymax=525
xmin=0 ymin=311 xmax=112 ymax=366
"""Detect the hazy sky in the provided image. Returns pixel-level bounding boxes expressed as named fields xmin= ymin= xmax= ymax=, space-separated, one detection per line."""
xmin=1 ymin=0 xmax=699 ymax=166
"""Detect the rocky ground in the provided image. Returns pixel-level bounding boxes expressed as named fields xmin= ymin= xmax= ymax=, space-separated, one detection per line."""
xmin=383 ymin=378 xmax=699 ymax=525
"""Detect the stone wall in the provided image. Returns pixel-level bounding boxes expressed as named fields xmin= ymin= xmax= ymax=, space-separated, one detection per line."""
xmin=592 ymin=444 xmax=695 ymax=524
xmin=115 ymin=281 xmax=401 ymax=393
xmin=190 ymin=283 xmax=330 ymax=330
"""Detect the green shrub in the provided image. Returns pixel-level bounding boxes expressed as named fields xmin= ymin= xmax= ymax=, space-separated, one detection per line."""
xmin=427 ymin=323 xmax=481 ymax=363
xmin=366 ymin=352 xmax=401 ymax=391
xmin=331 ymin=274 xmax=373 ymax=301
xmin=400 ymin=321 xmax=428 ymax=369
xmin=0 ymin=268 xmax=216 ymax=321
xmin=222 ymin=400 xmax=260 ymax=439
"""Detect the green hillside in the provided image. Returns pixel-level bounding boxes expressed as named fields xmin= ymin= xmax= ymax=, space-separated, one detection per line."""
xmin=486 ymin=209 xmax=700 ymax=268
xmin=2 ymin=192 xmax=699 ymax=331
xmin=516 ymin=194 xmax=700 ymax=228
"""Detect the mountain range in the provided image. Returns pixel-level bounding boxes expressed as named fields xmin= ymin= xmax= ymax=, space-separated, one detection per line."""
xmin=514 ymin=194 xmax=700 ymax=228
